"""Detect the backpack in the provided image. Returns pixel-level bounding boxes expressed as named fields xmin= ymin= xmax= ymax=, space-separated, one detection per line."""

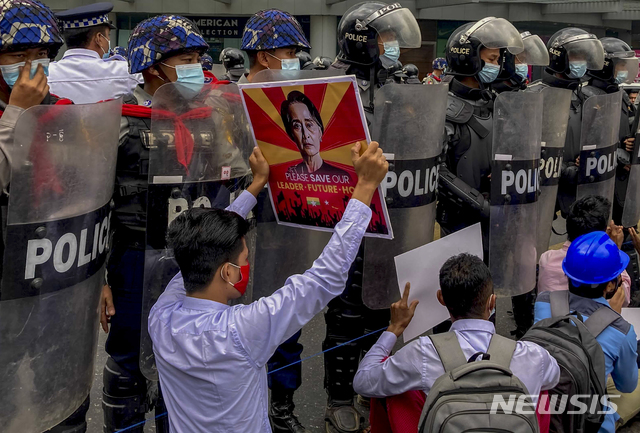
xmin=521 ymin=290 xmax=618 ymax=433
xmin=418 ymin=332 xmax=538 ymax=433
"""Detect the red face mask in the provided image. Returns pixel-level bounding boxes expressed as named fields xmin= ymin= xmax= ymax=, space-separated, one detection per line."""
xmin=224 ymin=262 xmax=250 ymax=296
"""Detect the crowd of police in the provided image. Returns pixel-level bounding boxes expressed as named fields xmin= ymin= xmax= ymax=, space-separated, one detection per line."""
xmin=0 ymin=0 xmax=640 ymax=432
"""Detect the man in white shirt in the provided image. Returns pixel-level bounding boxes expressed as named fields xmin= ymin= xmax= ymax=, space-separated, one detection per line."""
xmin=148 ymin=141 xmax=388 ymax=432
xmin=354 ymin=253 xmax=561 ymax=432
xmin=48 ymin=2 xmax=142 ymax=104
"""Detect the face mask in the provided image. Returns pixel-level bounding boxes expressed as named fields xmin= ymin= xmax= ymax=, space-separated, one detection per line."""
xmin=380 ymin=41 xmax=400 ymax=68
xmin=266 ymin=52 xmax=300 ymax=71
xmin=567 ymin=61 xmax=587 ymax=79
xmin=516 ymin=64 xmax=528 ymax=80
xmin=478 ymin=63 xmax=500 ymax=84
xmin=615 ymin=71 xmax=629 ymax=85
xmin=99 ymin=33 xmax=111 ymax=60
xmin=223 ymin=262 xmax=251 ymax=295
xmin=0 ymin=59 xmax=50 ymax=88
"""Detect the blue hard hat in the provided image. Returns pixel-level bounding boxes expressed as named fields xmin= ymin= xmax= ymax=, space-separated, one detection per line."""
xmin=241 ymin=9 xmax=310 ymax=51
xmin=562 ymin=231 xmax=630 ymax=285
xmin=110 ymin=46 xmax=128 ymax=59
xmin=200 ymin=53 xmax=213 ymax=71
xmin=128 ymin=14 xmax=209 ymax=74
xmin=432 ymin=57 xmax=447 ymax=70
xmin=0 ymin=0 xmax=64 ymax=58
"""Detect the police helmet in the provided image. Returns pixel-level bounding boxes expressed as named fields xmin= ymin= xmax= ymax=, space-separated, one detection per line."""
xmin=403 ymin=63 xmax=419 ymax=77
xmin=446 ymin=17 xmax=524 ymax=78
xmin=587 ymin=37 xmax=638 ymax=85
xmin=546 ymin=28 xmax=604 ymax=76
xmin=296 ymin=50 xmax=315 ymax=70
xmin=128 ymin=15 xmax=209 ymax=74
xmin=336 ymin=2 xmax=421 ymax=66
xmin=0 ymin=0 xmax=64 ymax=59
xmin=219 ymin=47 xmax=245 ymax=71
xmin=241 ymin=9 xmax=310 ymax=51
xmin=496 ymin=32 xmax=548 ymax=84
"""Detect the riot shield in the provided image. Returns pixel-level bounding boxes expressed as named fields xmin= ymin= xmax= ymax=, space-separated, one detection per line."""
xmin=0 ymin=99 xmax=121 ymax=432
xmin=250 ymin=70 xmax=345 ymax=303
xmin=489 ymin=91 xmax=543 ymax=297
xmin=362 ymin=83 xmax=448 ymax=309
xmin=576 ymin=92 xmax=622 ymax=205
xmin=139 ymin=82 xmax=254 ymax=381
xmin=622 ymin=118 xmax=640 ymax=228
xmin=536 ymin=87 xmax=572 ymax=259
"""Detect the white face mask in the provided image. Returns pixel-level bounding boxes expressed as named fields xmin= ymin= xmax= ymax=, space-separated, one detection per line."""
xmin=98 ymin=33 xmax=111 ymax=59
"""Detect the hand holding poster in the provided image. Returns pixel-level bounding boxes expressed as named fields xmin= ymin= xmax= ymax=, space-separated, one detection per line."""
xmin=239 ymin=75 xmax=392 ymax=238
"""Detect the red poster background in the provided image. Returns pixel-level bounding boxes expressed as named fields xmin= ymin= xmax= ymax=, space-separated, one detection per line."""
xmin=241 ymin=77 xmax=391 ymax=237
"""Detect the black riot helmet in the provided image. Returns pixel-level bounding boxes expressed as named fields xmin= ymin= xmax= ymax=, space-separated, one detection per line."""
xmin=313 ymin=56 xmax=332 ymax=70
xmin=336 ymin=1 xmax=421 ymax=67
xmin=587 ymin=37 xmax=638 ymax=85
xmin=219 ymin=47 xmax=245 ymax=72
xmin=296 ymin=50 xmax=315 ymax=70
xmin=546 ymin=28 xmax=604 ymax=77
xmin=445 ymin=17 xmax=524 ymax=78
xmin=494 ymin=32 xmax=549 ymax=89
xmin=403 ymin=63 xmax=419 ymax=78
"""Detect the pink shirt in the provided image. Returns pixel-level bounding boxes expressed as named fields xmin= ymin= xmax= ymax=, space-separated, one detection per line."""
xmin=538 ymin=241 xmax=630 ymax=307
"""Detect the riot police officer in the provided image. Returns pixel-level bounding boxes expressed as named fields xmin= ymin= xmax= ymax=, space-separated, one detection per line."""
xmin=583 ymin=38 xmax=639 ymax=225
xmin=527 ymin=28 xmax=604 ymax=218
xmin=491 ymin=32 xmax=548 ymax=94
xmin=313 ymin=56 xmax=333 ymax=70
xmin=100 ymin=14 xmax=211 ymax=433
xmin=296 ymin=50 xmax=316 ymax=70
xmin=403 ymin=63 xmax=421 ymax=84
xmin=324 ymin=3 xmax=422 ymax=432
xmin=219 ymin=47 xmax=246 ymax=82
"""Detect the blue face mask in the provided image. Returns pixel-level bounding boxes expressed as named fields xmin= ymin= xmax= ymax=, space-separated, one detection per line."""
xmin=478 ymin=63 xmax=500 ymax=84
xmin=99 ymin=33 xmax=111 ymax=60
xmin=162 ymin=62 xmax=205 ymax=85
xmin=516 ymin=64 xmax=528 ymax=80
xmin=0 ymin=59 xmax=50 ymax=88
xmin=567 ymin=61 xmax=587 ymax=79
xmin=615 ymin=71 xmax=629 ymax=85
xmin=380 ymin=41 xmax=400 ymax=68
xmin=266 ymin=52 xmax=300 ymax=71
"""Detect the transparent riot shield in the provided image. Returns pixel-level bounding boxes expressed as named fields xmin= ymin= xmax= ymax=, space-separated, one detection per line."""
xmin=536 ymin=87 xmax=572 ymax=259
xmin=139 ymin=82 xmax=254 ymax=381
xmin=250 ymin=70 xmax=345 ymax=302
xmin=489 ymin=91 xmax=543 ymax=298
xmin=622 ymin=120 xmax=640 ymax=228
xmin=0 ymin=99 xmax=121 ymax=432
xmin=362 ymin=83 xmax=448 ymax=309
xmin=576 ymin=92 xmax=622 ymax=205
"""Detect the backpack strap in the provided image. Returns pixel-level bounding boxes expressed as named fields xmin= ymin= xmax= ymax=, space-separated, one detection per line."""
xmin=584 ymin=306 xmax=619 ymax=338
xmin=550 ymin=290 xmax=571 ymax=317
xmin=486 ymin=334 xmax=517 ymax=369
xmin=429 ymin=333 xmax=468 ymax=372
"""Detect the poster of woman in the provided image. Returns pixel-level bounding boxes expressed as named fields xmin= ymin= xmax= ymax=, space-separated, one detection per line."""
xmin=239 ymin=75 xmax=392 ymax=238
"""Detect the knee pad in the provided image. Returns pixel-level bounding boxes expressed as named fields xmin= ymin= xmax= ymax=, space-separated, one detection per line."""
xmin=102 ymin=358 xmax=147 ymax=433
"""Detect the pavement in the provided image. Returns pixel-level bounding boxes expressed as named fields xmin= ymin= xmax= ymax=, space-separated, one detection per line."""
xmin=84 ymin=215 xmax=640 ymax=432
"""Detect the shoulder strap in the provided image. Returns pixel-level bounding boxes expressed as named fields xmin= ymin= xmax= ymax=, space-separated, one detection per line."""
xmin=486 ymin=334 xmax=517 ymax=369
xmin=429 ymin=333 xmax=467 ymax=372
xmin=550 ymin=290 xmax=570 ymax=317
xmin=584 ymin=306 xmax=619 ymax=338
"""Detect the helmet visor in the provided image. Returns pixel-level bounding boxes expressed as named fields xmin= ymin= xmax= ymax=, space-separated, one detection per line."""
xmin=517 ymin=34 xmax=549 ymax=66
xmin=368 ymin=7 xmax=421 ymax=49
xmin=463 ymin=17 xmax=524 ymax=54
xmin=564 ymin=37 xmax=605 ymax=70
xmin=613 ymin=57 xmax=639 ymax=84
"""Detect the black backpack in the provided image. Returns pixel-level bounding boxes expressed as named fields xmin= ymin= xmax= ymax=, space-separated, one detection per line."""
xmin=522 ymin=290 xmax=618 ymax=433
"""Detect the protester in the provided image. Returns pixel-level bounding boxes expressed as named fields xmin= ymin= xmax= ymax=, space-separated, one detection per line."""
xmin=538 ymin=195 xmax=631 ymax=308
xmin=48 ymin=2 xmax=142 ymax=103
xmin=148 ymin=141 xmax=388 ymax=432
xmin=535 ymin=231 xmax=638 ymax=433
xmin=353 ymin=253 xmax=560 ymax=432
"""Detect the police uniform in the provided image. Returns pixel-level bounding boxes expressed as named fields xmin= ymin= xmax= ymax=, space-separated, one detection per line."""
xmin=48 ymin=3 xmax=142 ymax=104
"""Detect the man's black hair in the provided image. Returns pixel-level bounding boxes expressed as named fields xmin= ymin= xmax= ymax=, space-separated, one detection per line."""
xmin=566 ymin=195 xmax=610 ymax=241
xmin=280 ymin=90 xmax=324 ymax=141
xmin=63 ymin=24 xmax=110 ymax=50
xmin=166 ymin=207 xmax=249 ymax=294
xmin=439 ymin=253 xmax=493 ymax=319
xmin=568 ymin=277 xmax=618 ymax=300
